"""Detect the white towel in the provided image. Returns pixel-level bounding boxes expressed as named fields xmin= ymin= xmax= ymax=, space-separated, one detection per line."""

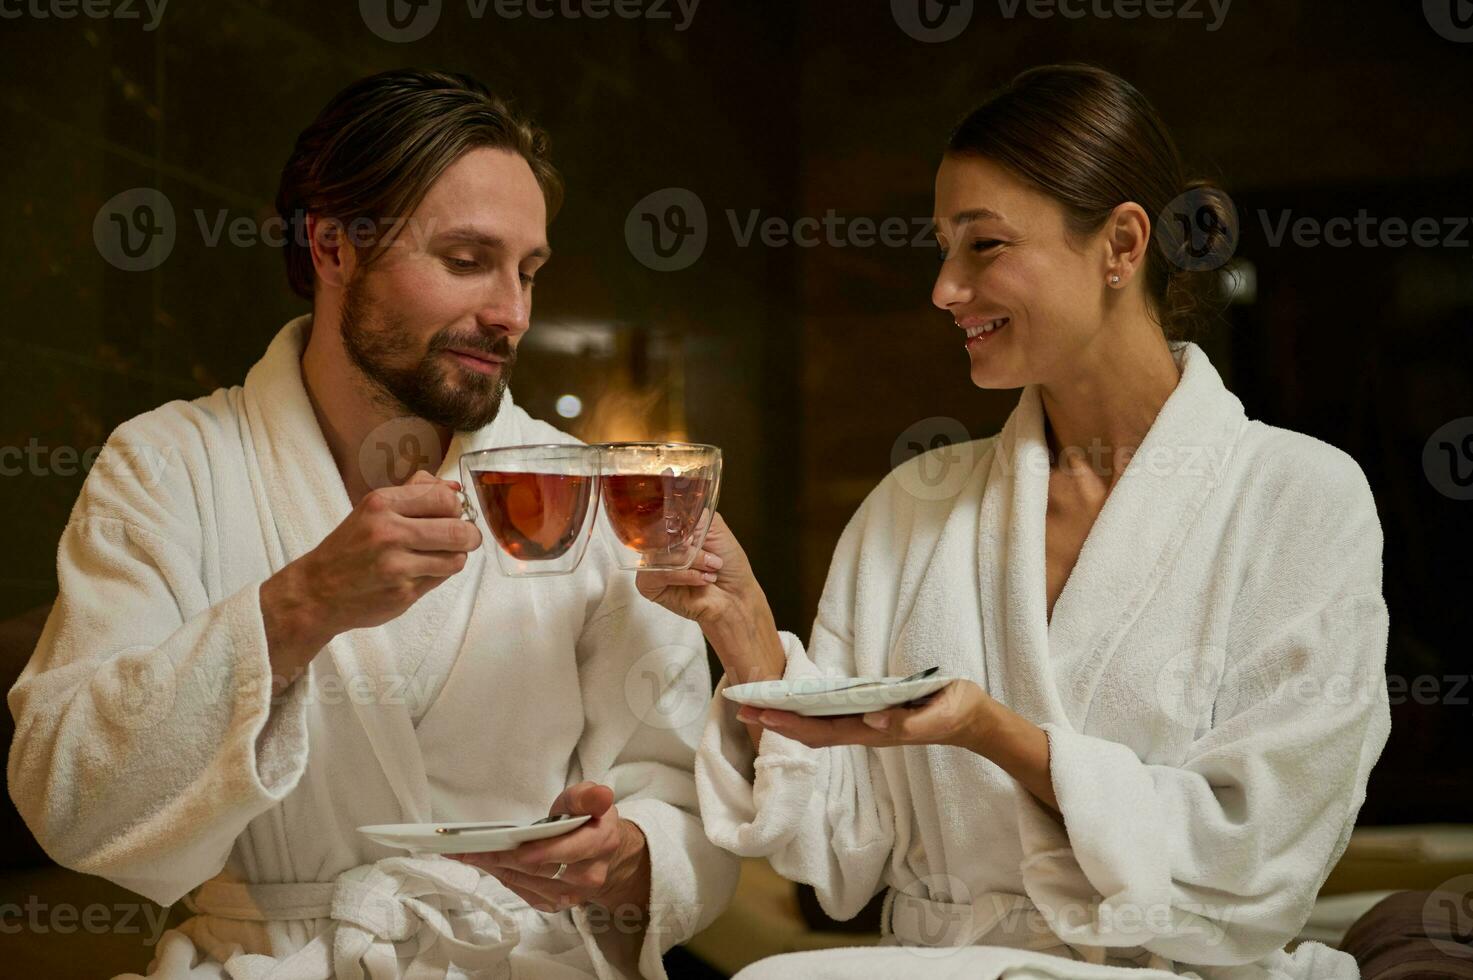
xmin=8 ymin=314 xmax=738 ymax=978
xmin=697 ymin=342 xmax=1389 ymax=979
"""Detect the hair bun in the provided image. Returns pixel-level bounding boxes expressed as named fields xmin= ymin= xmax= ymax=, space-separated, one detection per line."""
xmin=1155 ymin=178 xmax=1237 ymax=340
xmin=1155 ymin=178 xmax=1239 ymax=275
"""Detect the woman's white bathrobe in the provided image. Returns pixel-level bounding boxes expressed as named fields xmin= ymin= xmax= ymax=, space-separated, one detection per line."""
xmin=8 ymin=315 xmax=738 ymax=979
xmin=697 ymin=343 xmax=1390 ymax=979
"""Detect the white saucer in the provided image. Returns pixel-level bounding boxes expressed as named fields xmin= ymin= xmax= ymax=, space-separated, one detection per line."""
xmin=358 ymin=815 xmax=591 ymax=855
xmin=722 ymin=675 xmax=958 ymax=717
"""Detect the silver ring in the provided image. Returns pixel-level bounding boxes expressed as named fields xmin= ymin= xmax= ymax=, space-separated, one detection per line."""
xmin=457 ymin=487 xmax=476 ymax=523
xmin=550 ymin=862 xmax=567 ymax=881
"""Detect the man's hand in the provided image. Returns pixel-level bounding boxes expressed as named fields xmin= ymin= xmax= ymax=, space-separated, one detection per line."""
xmin=261 ymin=469 xmax=481 ymax=688
xmin=449 ymin=782 xmax=651 ymax=916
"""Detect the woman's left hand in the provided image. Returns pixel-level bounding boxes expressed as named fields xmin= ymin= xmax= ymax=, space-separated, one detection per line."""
xmin=735 ymin=679 xmax=999 ymax=752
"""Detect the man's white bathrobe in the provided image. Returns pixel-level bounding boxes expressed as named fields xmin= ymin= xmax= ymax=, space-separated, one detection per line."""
xmin=698 ymin=343 xmax=1390 ymax=979
xmin=8 ymin=315 xmax=738 ymax=979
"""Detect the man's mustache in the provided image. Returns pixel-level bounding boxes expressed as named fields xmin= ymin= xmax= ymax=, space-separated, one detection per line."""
xmin=432 ymin=335 xmax=515 ymax=360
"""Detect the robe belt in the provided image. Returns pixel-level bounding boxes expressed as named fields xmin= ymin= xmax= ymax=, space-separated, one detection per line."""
xmin=884 ymin=887 xmax=1055 ymax=949
xmin=884 ymin=888 xmax=1182 ymax=971
xmin=186 ymin=856 xmax=522 ymax=980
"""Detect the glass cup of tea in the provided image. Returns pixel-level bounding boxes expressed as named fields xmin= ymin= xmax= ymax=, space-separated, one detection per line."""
xmin=459 ymin=444 xmax=601 ymax=577
xmin=596 ymin=442 xmax=722 ymax=571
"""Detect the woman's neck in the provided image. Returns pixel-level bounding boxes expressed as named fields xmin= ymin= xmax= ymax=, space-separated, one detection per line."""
xmin=1038 ymin=318 xmax=1182 ymax=486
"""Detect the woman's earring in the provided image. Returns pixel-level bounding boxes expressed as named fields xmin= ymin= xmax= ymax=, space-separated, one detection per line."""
xmin=1110 ymin=274 xmax=1121 ymax=285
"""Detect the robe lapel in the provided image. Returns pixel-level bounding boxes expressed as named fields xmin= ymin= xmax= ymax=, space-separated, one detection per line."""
xmin=977 ymin=344 xmax=1246 ymax=732
xmin=977 ymin=382 xmax=1071 ymax=727
xmin=1044 ymin=344 xmax=1247 ymax=727
xmin=240 ymin=315 xmax=521 ymax=823
xmin=389 ymin=427 xmax=476 ymax=700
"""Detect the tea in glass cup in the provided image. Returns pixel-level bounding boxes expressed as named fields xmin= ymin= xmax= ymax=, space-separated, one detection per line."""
xmin=459 ymin=444 xmax=601 ymax=576
xmin=597 ymin=442 xmax=721 ymax=571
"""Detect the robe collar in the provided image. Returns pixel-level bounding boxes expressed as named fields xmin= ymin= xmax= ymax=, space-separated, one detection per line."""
xmin=241 ymin=313 xmax=521 ymax=562
xmin=977 ymin=342 xmax=1248 ymax=731
xmin=240 ymin=314 xmax=526 ymax=822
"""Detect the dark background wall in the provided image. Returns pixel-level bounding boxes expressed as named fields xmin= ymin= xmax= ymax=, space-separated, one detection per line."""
xmin=1 ymin=0 xmax=1469 ymax=839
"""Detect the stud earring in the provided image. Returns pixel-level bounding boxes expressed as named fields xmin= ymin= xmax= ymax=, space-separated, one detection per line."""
xmin=1110 ymin=274 xmax=1121 ymax=285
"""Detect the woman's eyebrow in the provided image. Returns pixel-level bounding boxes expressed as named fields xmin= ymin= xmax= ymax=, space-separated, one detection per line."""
xmin=951 ymin=207 xmax=1005 ymax=225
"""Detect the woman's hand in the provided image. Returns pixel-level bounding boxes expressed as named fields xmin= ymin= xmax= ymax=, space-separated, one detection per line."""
xmin=636 ymin=513 xmax=786 ymax=686
xmin=635 ymin=513 xmax=753 ymax=629
xmin=735 ymin=679 xmax=1000 ymax=751
xmin=737 ymin=680 xmax=1062 ymax=813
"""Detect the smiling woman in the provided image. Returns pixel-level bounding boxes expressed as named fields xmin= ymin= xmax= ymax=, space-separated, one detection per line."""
xmin=933 ymin=63 xmax=1236 ymax=396
xmin=636 ymin=64 xmax=1391 ymax=980
xmin=947 ymin=65 xmax=1235 ymax=341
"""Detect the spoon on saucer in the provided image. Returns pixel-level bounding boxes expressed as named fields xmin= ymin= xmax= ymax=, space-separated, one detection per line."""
xmin=435 ymin=814 xmax=570 ymax=835
xmin=828 ymin=666 xmax=939 ymax=693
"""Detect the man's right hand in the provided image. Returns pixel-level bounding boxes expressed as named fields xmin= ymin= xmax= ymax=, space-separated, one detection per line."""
xmin=261 ymin=469 xmax=481 ymax=687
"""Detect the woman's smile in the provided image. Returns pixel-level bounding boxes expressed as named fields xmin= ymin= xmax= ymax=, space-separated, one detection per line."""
xmin=958 ymin=314 xmax=1010 ymax=351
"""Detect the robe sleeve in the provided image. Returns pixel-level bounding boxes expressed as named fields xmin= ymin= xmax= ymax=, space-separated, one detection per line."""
xmin=694 ymin=497 xmax=898 ymax=923
xmin=1013 ymin=453 xmax=1392 ymax=967
xmin=568 ymin=555 xmax=741 ymax=979
xmin=6 ymin=418 xmax=312 ymax=906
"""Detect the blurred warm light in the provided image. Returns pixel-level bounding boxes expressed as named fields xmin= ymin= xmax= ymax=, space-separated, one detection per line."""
xmin=524 ymin=320 xmax=620 ymax=356
xmin=521 ymin=319 xmax=686 ymax=442
xmin=522 ymin=319 xmax=688 ymax=443
xmin=582 ymin=384 xmax=685 ymax=443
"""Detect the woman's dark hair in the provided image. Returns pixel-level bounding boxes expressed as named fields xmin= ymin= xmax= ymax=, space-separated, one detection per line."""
xmin=275 ymin=68 xmax=563 ymax=300
xmin=947 ymin=64 xmax=1233 ymax=342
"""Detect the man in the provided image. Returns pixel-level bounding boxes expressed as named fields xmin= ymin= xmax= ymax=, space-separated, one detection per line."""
xmin=8 ymin=68 xmax=736 ymax=979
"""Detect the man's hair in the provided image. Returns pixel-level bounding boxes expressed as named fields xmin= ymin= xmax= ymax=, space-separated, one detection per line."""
xmin=274 ymin=68 xmax=563 ymax=300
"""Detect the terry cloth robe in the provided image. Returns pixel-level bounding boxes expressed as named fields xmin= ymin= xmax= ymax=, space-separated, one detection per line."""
xmin=8 ymin=315 xmax=738 ymax=980
xmin=696 ymin=342 xmax=1390 ymax=980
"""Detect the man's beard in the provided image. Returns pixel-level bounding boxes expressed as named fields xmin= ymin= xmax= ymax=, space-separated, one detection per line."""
xmin=339 ymin=276 xmax=516 ymax=432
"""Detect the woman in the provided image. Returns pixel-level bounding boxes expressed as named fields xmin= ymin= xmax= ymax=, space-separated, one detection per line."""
xmin=638 ymin=65 xmax=1389 ymax=979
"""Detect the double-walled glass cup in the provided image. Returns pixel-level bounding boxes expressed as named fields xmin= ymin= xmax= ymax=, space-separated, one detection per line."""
xmin=459 ymin=444 xmax=601 ymax=577
xmin=596 ymin=442 xmax=722 ymax=571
